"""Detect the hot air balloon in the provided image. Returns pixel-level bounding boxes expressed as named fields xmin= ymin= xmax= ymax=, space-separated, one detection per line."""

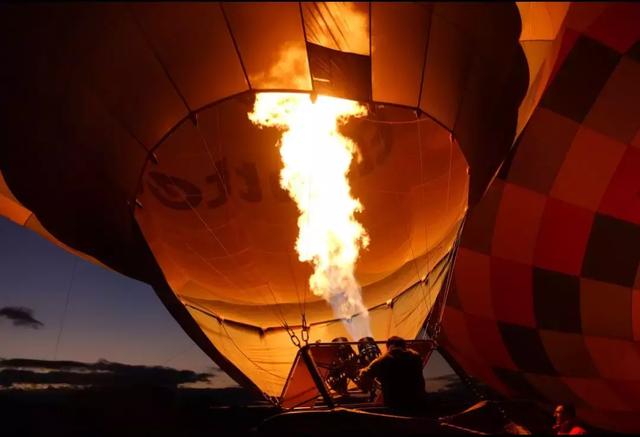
xmin=440 ymin=2 xmax=640 ymax=433
xmin=1 ymin=2 xmax=561 ymax=408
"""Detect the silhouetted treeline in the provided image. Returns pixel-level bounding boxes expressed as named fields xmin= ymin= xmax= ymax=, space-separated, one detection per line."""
xmin=0 ymin=358 xmax=211 ymax=388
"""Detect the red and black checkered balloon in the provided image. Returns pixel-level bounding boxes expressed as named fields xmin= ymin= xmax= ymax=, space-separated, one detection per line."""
xmin=439 ymin=3 xmax=640 ymax=433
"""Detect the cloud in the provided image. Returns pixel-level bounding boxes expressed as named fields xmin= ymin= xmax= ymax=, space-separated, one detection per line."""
xmin=0 ymin=358 xmax=213 ymax=389
xmin=0 ymin=306 xmax=44 ymax=329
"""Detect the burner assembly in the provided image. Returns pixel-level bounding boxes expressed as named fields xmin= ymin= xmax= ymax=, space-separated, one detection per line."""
xmin=279 ymin=338 xmax=435 ymax=410
xmin=325 ymin=337 xmax=382 ymax=396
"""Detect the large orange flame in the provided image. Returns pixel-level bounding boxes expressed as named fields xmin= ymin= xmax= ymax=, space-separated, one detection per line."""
xmin=248 ymin=92 xmax=370 ymax=338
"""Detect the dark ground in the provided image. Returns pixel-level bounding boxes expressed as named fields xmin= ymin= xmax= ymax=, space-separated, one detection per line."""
xmin=0 ymin=376 xmax=576 ymax=436
xmin=0 ymin=386 xmax=276 ymax=436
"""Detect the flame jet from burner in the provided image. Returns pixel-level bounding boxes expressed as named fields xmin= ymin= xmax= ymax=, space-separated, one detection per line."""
xmin=249 ymin=92 xmax=371 ymax=339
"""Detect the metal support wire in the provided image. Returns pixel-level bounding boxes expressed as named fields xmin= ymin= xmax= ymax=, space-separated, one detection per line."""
xmin=420 ymin=214 xmax=466 ymax=341
xmin=438 ymin=346 xmax=514 ymax=429
xmin=54 ymin=257 xmax=78 ymax=360
xmin=300 ymin=345 xmax=335 ymax=408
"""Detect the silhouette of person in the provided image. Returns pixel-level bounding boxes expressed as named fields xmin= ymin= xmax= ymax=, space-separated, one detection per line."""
xmin=552 ymin=404 xmax=587 ymax=435
xmin=358 ymin=336 xmax=426 ymax=413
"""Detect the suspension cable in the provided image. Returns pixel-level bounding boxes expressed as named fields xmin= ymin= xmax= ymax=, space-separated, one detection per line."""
xmin=54 ymin=257 xmax=78 ymax=360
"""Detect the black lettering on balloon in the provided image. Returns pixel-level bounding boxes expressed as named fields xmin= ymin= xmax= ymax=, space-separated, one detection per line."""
xmin=235 ymin=161 xmax=262 ymax=202
xmin=206 ymin=159 xmax=230 ymax=209
xmin=147 ymin=171 xmax=202 ymax=210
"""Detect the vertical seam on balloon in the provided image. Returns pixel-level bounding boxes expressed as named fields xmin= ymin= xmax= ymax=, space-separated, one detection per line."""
xmin=285 ymin=237 xmax=305 ymax=323
xmin=421 ymin=219 xmax=464 ymax=339
xmin=149 ymin=251 xmax=266 ymax=398
xmin=305 ymin=5 xmax=322 ymax=46
xmin=124 ymin=4 xmax=198 ymax=217
xmin=438 ymin=220 xmax=464 ymax=330
xmin=184 ymin=243 xmax=254 ymax=303
xmin=187 ymin=303 xmax=286 ymax=380
xmin=394 ymin=187 xmax=432 ymax=327
xmin=264 ymin=280 xmax=289 ymax=329
xmin=298 ymin=2 xmax=315 ymax=96
xmin=416 ymin=4 xmax=435 ymax=111
xmin=219 ymin=3 xmax=252 ymax=90
xmin=186 ymin=231 xmax=288 ymax=328
xmin=304 ymin=6 xmax=321 ymax=44
xmin=67 ymin=6 xmax=150 ymax=155
xmin=130 ymin=155 xmax=150 ymax=216
xmin=325 ymin=3 xmax=347 ymax=49
xmin=404 ymin=240 xmax=453 ymax=331
xmin=368 ymin=1 xmax=373 ymax=101
xmin=219 ymin=322 xmax=287 ymax=380
xmin=196 ymin=128 xmax=231 ymax=199
xmin=315 ymin=3 xmax=341 ymax=49
xmin=446 ymin=133 xmax=454 ymax=214
xmin=147 ymin=90 xmax=252 ymax=155
xmin=184 ymin=248 xmax=285 ymax=329
xmin=133 ymin=6 xmax=236 ymax=215
xmin=90 ymin=86 xmax=149 ymax=152
xmin=129 ymin=90 xmax=313 ymax=233
xmin=416 ymin=119 xmax=433 ymax=311
xmin=156 ymin=175 xmax=289 ymax=328
xmin=297 ymin=2 xmax=313 ymax=322
xmin=125 ymin=5 xmax=193 ymax=115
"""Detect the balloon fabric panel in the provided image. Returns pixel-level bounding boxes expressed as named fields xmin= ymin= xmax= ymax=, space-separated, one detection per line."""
xmin=440 ymin=4 xmax=640 ymax=432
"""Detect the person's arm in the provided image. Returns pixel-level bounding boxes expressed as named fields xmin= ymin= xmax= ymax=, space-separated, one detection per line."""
xmin=358 ymin=355 xmax=385 ymax=391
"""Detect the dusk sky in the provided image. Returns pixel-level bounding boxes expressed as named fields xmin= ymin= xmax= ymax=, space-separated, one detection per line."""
xmin=0 ymin=217 xmax=235 ymax=388
xmin=0 ymin=217 xmax=453 ymax=390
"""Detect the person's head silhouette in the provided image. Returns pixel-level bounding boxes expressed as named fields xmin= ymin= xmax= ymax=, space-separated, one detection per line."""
xmin=386 ymin=336 xmax=407 ymax=350
xmin=553 ymin=403 xmax=586 ymax=434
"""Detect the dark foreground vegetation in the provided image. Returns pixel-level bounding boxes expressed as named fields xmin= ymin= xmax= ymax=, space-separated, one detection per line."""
xmin=0 ymin=378 xmax=577 ymax=436
xmin=1 ymin=385 xmax=276 ymax=436
xmin=0 ymin=358 xmax=601 ymax=436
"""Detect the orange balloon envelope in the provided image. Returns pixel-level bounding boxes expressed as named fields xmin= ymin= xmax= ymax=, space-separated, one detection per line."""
xmin=0 ymin=2 xmax=558 ymax=399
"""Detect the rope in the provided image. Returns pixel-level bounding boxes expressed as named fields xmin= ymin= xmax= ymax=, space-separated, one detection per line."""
xmin=438 ymin=346 xmax=514 ymax=430
xmin=161 ymin=343 xmax=196 ymax=367
xmin=445 ymin=134 xmax=454 ymax=214
xmin=422 ymin=215 xmax=465 ymax=340
xmin=393 ymin=256 xmax=450 ymax=328
xmin=54 ymin=257 xmax=78 ymax=360
xmin=127 ymin=0 xmax=275 ymax=321
xmin=284 ymin=249 xmax=306 ymax=333
xmin=149 ymin=151 xmax=290 ymax=329
xmin=219 ymin=321 xmax=286 ymax=380
xmin=440 ymin=422 xmax=490 ymax=436
xmin=416 ymin=115 xmax=434 ymax=314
